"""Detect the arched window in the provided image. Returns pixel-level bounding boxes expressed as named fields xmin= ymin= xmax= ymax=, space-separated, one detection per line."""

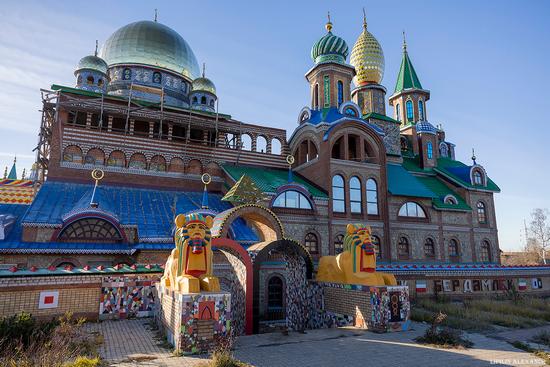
xmin=267 ymin=276 xmax=284 ymax=320
xmin=201 ymin=96 xmax=207 ymax=104
xmin=272 ymin=190 xmax=312 ymax=210
xmin=153 ymin=72 xmax=162 ymax=84
xmin=304 ymin=233 xmax=318 ymax=254
xmin=440 ymin=143 xmax=449 ymax=158
xmin=371 ymin=235 xmax=381 ymax=259
xmin=398 ymin=202 xmax=426 ymax=218
xmin=210 ymin=99 xmax=215 ymax=107
xmin=427 ymin=141 xmax=433 ymax=159
xmin=192 ymin=96 xmax=198 ymax=104
xmin=314 ymin=84 xmax=319 ymax=109
xmin=444 ymin=195 xmax=458 ymax=205
xmin=97 ymin=78 xmax=104 ymax=88
xmin=334 ymin=234 xmax=344 ymax=254
xmin=424 ymin=238 xmax=435 ymax=258
xmin=337 ymin=80 xmax=343 ymax=106
xmin=240 ymin=134 xmax=252 ymax=150
xmin=398 ymin=237 xmax=410 ymax=260
xmin=77 ymin=75 xmax=83 ymax=85
xmin=418 ymin=100 xmax=424 ymax=121
xmin=332 ymin=175 xmax=345 ymax=213
xmin=473 ymin=170 xmax=483 ymax=185
xmin=406 ymin=100 xmax=414 ymax=121
xmin=396 ymin=103 xmax=401 ymax=121
xmin=256 ymin=135 xmax=267 ymax=153
xmin=87 ymin=76 xmax=94 ymax=85
xmin=122 ymin=68 xmax=131 ymax=80
xmin=58 ymin=218 xmax=122 ymax=243
xmin=344 ymin=107 xmax=357 ymax=117
xmin=480 ymin=241 xmax=491 ymax=262
xmin=271 ymin=138 xmax=282 ymax=155
xmin=448 ymin=239 xmax=459 ymax=258
xmin=349 ymin=176 xmax=362 ymax=214
xmin=477 ymin=201 xmax=487 ymax=224
xmin=366 ymin=179 xmax=378 ymax=215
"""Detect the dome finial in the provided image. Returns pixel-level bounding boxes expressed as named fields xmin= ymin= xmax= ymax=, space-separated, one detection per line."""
xmin=154 ymin=8 xmax=158 ymax=22
xmin=94 ymin=40 xmax=98 ymax=57
xmin=362 ymin=8 xmax=367 ymax=30
xmin=202 ymin=62 xmax=206 ymax=78
xmin=471 ymin=148 xmax=477 ymax=165
xmin=402 ymin=30 xmax=407 ymax=52
xmin=326 ymin=11 xmax=333 ymax=32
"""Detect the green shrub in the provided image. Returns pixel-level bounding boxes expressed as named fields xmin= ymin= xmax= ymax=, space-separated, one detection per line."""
xmin=64 ymin=357 xmax=101 ymax=367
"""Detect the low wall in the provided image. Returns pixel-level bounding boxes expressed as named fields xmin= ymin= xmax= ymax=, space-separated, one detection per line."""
xmin=315 ymin=282 xmax=411 ymax=332
xmin=0 ymin=266 xmax=162 ymax=321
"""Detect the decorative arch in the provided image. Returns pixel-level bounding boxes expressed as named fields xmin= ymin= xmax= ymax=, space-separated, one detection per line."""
xmin=52 ymin=213 xmax=127 ymax=243
xmin=168 ymin=157 xmax=185 ymax=173
xmin=211 ymin=204 xmax=284 ymax=242
xmin=443 ymin=194 xmax=458 ymax=205
xmin=150 ymin=155 xmax=166 ymax=171
xmin=298 ymin=106 xmax=311 ymax=124
xmin=128 ymin=152 xmax=147 ymax=170
xmin=256 ymin=135 xmax=268 ymax=153
xmin=327 ymin=121 xmax=384 ymax=164
xmin=241 ymin=134 xmax=253 ymax=151
xmin=187 ymin=159 xmax=202 ymax=175
xmin=205 ymin=161 xmax=223 ymax=177
xmin=84 ymin=147 xmax=105 ymax=165
xmin=271 ymin=138 xmax=282 ymax=155
xmin=50 ymin=257 xmax=83 ymax=268
xmin=107 ymin=150 xmax=126 ymax=167
xmin=470 ymin=165 xmax=487 ymax=186
xmin=338 ymin=101 xmax=361 ymax=117
xmin=63 ymin=145 xmax=83 ymax=163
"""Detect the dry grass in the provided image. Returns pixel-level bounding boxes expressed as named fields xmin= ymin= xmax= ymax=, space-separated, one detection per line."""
xmin=0 ymin=312 xmax=102 ymax=367
xmin=411 ymin=297 xmax=550 ymax=332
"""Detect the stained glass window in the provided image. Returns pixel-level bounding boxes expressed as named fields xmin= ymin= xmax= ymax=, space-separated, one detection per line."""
xmin=427 ymin=141 xmax=433 ymax=159
xmin=337 ymin=80 xmax=343 ymax=106
xmin=406 ymin=100 xmax=414 ymax=121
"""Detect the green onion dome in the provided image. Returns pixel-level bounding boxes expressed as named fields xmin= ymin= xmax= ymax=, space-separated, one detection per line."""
xmin=311 ymin=20 xmax=349 ymax=65
xmin=192 ymin=77 xmax=216 ymax=95
xmin=75 ymin=55 xmax=108 ymax=76
xmin=99 ymin=20 xmax=200 ymax=80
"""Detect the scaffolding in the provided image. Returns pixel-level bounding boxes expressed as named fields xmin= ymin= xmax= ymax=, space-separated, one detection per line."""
xmin=34 ymin=89 xmax=58 ymax=183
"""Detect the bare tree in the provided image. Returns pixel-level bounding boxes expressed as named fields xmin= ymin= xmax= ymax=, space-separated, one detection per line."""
xmin=528 ymin=208 xmax=550 ymax=264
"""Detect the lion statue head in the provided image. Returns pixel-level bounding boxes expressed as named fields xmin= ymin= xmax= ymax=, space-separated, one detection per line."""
xmin=343 ymin=223 xmax=376 ymax=273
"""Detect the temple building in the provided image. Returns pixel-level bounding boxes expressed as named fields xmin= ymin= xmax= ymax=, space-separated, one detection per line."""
xmin=0 ymin=14 xmax=503 ymax=330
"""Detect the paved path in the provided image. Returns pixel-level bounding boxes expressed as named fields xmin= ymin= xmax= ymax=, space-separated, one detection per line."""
xmin=87 ymin=319 xmax=545 ymax=367
xmin=492 ymin=324 xmax=550 ymax=352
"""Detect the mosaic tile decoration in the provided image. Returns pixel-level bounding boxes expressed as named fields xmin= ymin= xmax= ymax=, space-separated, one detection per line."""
xmin=99 ymin=274 xmax=159 ymax=319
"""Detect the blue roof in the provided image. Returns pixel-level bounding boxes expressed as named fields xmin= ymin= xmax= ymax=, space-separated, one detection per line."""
xmin=0 ymin=181 xmax=259 ymax=253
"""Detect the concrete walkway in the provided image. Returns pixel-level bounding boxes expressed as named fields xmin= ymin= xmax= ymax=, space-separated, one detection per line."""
xmin=492 ymin=324 xmax=550 ymax=352
xmin=86 ymin=319 xmax=546 ymax=367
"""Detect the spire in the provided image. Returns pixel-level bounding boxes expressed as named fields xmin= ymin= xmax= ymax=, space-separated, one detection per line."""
xmin=154 ymin=8 xmax=158 ymax=22
xmin=202 ymin=63 xmax=206 ymax=78
xmin=325 ymin=11 xmax=333 ymax=32
xmin=201 ymin=174 xmax=211 ymax=209
xmin=3 ymin=167 xmax=6 ymax=179
xmin=7 ymin=157 xmax=17 ymax=180
xmin=394 ymin=33 xmax=423 ymax=94
xmin=471 ymin=148 xmax=477 ymax=165
xmin=362 ymin=8 xmax=367 ymax=30
xmin=94 ymin=40 xmax=98 ymax=57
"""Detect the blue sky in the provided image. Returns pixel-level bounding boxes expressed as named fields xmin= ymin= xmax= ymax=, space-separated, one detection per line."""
xmin=0 ymin=0 xmax=548 ymax=251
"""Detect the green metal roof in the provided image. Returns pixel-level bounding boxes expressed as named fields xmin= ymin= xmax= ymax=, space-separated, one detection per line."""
xmin=394 ymin=50 xmax=423 ymax=94
xmin=363 ymin=112 xmax=400 ymax=124
xmin=415 ymin=175 xmax=471 ymax=211
xmin=222 ymin=164 xmax=328 ymax=198
xmin=0 ymin=264 xmax=163 ymax=278
xmin=386 ymin=163 xmax=433 ymax=198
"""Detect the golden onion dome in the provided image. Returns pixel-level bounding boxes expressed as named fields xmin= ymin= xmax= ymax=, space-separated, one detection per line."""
xmin=350 ymin=17 xmax=385 ymax=85
xmin=192 ymin=77 xmax=216 ymax=95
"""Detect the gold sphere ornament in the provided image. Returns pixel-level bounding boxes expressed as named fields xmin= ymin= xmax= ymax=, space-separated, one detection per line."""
xmin=286 ymin=155 xmax=295 ymax=165
xmin=201 ymin=173 xmax=212 ymax=185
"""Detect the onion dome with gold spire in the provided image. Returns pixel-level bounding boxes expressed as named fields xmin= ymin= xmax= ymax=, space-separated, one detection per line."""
xmin=310 ymin=13 xmax=349 ymax=65
xmin=350 ymin=10 xmax=385 ymax=85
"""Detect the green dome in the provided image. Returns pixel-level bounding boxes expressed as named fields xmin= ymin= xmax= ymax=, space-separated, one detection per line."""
xmin=192 ymin=77 xmax=216 ymax=95
xmin=75 ymin=55 xmax=108 ymax=75
xmin=99 ymin=20 xmax=200 ymax=80
xmin=311 ymin=22 xmax=349 ymax=64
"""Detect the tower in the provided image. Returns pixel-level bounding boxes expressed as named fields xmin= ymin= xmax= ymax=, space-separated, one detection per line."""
xmin=388 ymin=33 xmax=430 ymax=125
xmin=190 ymin=64 xmax=217 ymax=113
xmin=74 ymin=41 xmax=109 ymax=93
xmin=306 ymin=14 xmax=355 ymax=110
xmin=350 ymin=10 xmax=386 ymax=115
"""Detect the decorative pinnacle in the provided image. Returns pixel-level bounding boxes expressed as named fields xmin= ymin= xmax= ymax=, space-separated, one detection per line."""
xmin=94 ymin=40 xmax=98 ymax=57
xmin=402 ymin=30 xmax=407 ymax=52
xmin=154 ymin=8 xmax=158 ymax=22
xmin=326 ymin=11 xmax=333 ymax=32
xmin=362 ymin=8 xmax=367 ymax=30
xmin=471 ymin=148 xmax=477 ymax=165
xmin=202 ymin=63 xmax=206 ymax=78
xmin=3 ymin=167 xmax=6 ymax=179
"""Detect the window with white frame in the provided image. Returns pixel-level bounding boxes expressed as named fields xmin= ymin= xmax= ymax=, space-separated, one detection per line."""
xmin=332 ymin=175 xmax=345 ymax=213
xmin=366 ymin=179 xmax=378 ymax=215
xmin=349 ymin=176 xmax=362 ymax=213
xmin=272 ymin=190 xmax=312 ymax=210
xmin=398 ymin=202 xmax=426 ymax=218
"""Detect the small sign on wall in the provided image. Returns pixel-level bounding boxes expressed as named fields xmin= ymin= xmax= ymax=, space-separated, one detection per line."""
xmin=38 ymin=291 xmax=59 ymax=309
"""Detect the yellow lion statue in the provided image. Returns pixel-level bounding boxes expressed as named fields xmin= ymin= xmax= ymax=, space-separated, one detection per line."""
xmin=161 ymin=213 xmax=220 ymax=293
xmin=317 ymin=223 xmax=396 ymax=286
